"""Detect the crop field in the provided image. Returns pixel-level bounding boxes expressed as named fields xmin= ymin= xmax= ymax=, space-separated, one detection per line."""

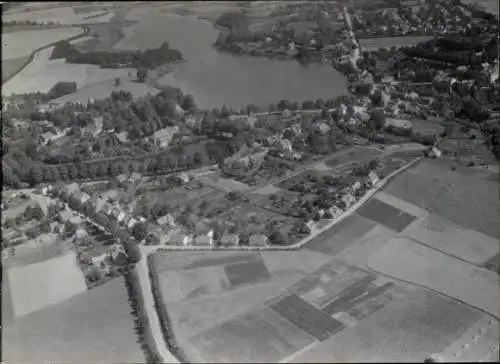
xmin=1 ymin=55 xmax=31 ymax=83
xmin=7 ymin=252 xmax=87 ymax=318
xmin=383 ymin=159 xmax=500 ymax=239
xmin=358 ymin=36 xmax=432 ymax=51
xmin=2 ymin=27 xmax=82 ymax=60
xmin=2 ymin=277 xmax=145 ymax=364
xmin=305 ymin=214 xmax=377 ymax=257
xmin=367 ymin=237 xmax=500 ymax=318
xmin=410 ymin=117 xmax=445 ymax=135
xmin=291 ymin=289 xmax=486 ymax=362
xmin=2 ymin=47 xmax=133 ymax=96
xmin=326 ymin=147 xmax=383 ymax=168
xmin=356 ymin=197 xmax=417 ymax=232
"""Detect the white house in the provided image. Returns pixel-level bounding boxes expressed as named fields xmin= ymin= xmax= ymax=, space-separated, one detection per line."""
xmin=177 ymin=172 xmax=190 ymax=184
xmin=169 ymin=234 xmax=192 ymax=246
xmin=429 ymin=146 xmax=442 ymax=158
xmin=111 ymin=208 xmax=126 ymax=223
xmin=328 ymin=206 xmax=343 ymax=218
xmin=126 ymin=217 xmax=138 ymax=229
xmin=342 ymin=193 xmax=356 ymax=207
xmin=74 ymin=191 xmax=90 ymax=204
xmin=220 ymin=234 xmax=240 ymax=246
xmin=249 ymin=234 xmax=269 ymax=246
xmin=367 ymin=171 xmax=379 ymax=187
xmin=63 ymin=182 xmax=80 ymax=196
xmin=157 ymin=213 xmax=176 ymax=227
xmin=351 ymin=181 xmax=362 ymax=193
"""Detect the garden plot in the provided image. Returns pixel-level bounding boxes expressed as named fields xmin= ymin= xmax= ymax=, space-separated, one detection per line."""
xmin=2 ymin=27 xmax=82 ymax=60
xmin=367 ymin=237 xmax=500 ymax=318
xmin=276 ymin=169 xmax=325 ymax=191
xmin=2 ymin=46 xmax=133 ymax=96
xmin=2 ymin=277 xmax=144 ymax=364
xmin=7 ymin=251 xmax=87 ymax=318
xmin=325 ymin=147 xmax=382 ymax=168
xmin=384 ymin=159 xmax=500 ymax=239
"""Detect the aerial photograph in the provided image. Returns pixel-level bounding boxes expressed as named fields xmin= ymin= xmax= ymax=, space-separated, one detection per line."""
xmin=1 ymin=0 xmax=499 ymax=363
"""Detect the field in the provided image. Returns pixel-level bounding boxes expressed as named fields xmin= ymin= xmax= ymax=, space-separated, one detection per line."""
xmin=2 ymin=46 xmax=136 ymax=96
xmin=2 ymin=5 xmax=116 ymax=25
xmin=367 ymin=237 xmax=500 ymax=318
xmin=2 ymin=277 xmax=145 ymax=363
xmin=358 ymin=36 xmax=432 ymax=51
xmin=6 ymin=251 xmax=87 ymax=318
xmin=383 ymin=159 xmax=500 ymax=239
xmin=1 ymin=55 xmax=31 ymax=83
xmin=52 ymin=77 xmax=159 ymax=104
xmin=356 ymin=197 xmax=417 ymax=232
xmin=2 ymin=27 xmax=82 ymax=61
xmin=276 ymin=169 xmax=324 ymax=190
xmin=291 ymin=289 xmax=488 ymax=362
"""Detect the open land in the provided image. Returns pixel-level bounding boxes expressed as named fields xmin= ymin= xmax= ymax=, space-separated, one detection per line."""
xmin=6 ymin=252 xmax=87 ymax=318
xmin=2 ymin=277 xmax=145 ymax=364
xmin=2 ymin=5 xmax=116 ymax=25
xmin=358 ymin=36 xmax=433 ymax=51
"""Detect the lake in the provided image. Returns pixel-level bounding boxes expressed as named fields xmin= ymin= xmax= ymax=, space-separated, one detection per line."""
xmin=116 ymin=10 xmax=348 ymax=110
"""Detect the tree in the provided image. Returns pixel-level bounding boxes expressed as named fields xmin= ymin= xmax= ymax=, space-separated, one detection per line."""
xmin=132 ymin=222 xmax=148 ymax=241
xmin=370 ymin=108 xmax=386 ymax=130
xmin=114 ymin=77 xmax=121 ymax=87
xmin=137 ymin=68 xmax=148 ymax=83
xmin=181 ymin=94 xmax=196 ymax=112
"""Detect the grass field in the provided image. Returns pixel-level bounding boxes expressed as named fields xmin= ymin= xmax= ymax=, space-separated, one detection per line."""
xmin=2 ymin=46 xmax=134 ymax=96
xmin=383 ymin=159 xmax=500 ymax=239
xmin=2 ymin=27 xmax=82 ymax=60
xmin=367 ymin=237 xmax=500 ymax=318
xmin=2 ymin=277 xmax=145 ymax=363
xmin=356 ymin=197 xmax=417 ymax=232
xmin=7 ymin=251 xmax=87 ymax=318
xmin=1 ymin=55 xmax=31 ymax=83
xmin=291 ymin=289 xmax=485 ymax=362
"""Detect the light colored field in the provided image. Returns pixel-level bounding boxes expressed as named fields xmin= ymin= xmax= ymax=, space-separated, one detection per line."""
xmin=2 ymin=27 xmax=82 ymax=60
xmin=312 ymin=162 xmax=331 ymax=171
xmin=359 ymin=36 xmax=432 ymax=51
xmin=402 ymin=214 xmax=499 ymax=265
xmin=374 ymin=191 xmax=427 ymax=218
xmin=2 ymin=46 xmax=134 ymax=96
xmin=2 ymin=277 xmax=145 ymax=364
xmin=3 ymin=235 xmax=73 ymax=269
xmin=367 ymin=237 xmax=500 ymax=318
xmin=158 ymin=266 xmax=229 ymax=304
xmin=2 ymin=6 xmax=116 ymax=25
xmin=52 ymin=77 xmax=159 ymax=103
xmin=167 ymin=282 xmax=284 ymax=340
xmin=7 ymin=251 xmax=87 ymax=318
xmin=291 ymin=289 xmax=485 ymax=362
xmin=384 ymin=159 xmax=500 ymax=239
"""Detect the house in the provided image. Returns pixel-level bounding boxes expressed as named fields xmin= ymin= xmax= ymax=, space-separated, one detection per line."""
xmin=116 ymin=132 xmax=128 ymax=143
xmin=75 ymin=228 xmax=88 ymax=239
xmin=74 ymin=191 xmax=90 ymax=204
xmin=111 ymin=208 xmax=126 ymax=223
xmin=328 ymin=206 xmax=343 ymax=218
xmin=157 ymin=213 xmax=176 ymax=227
xmin=306 ymin=220 xmax=315 ymax=230
xmin=341 ymin=193 xmax=356 ymax=207
xmin=315 ymin=122 xmax=331 ymax=134
xmin=385 ymin=118 xmax=413 ymax=134
xmin=93 ymin=197 xmax=107 ymax=213
xmin=126 ymin=217 xmax=138 ymax=229
xmin=193 ymin=234 xmax=213 ymax=246
xmin=249 ymin=234 xmax=269 ymax=246
xmin=351 ymin=181 xmax=362 ymax=193
xmin=153 ymin=126 xmax=179 ymax=148
xmin=130 ymin=172 xmax=142 ymax=183
xmin=116 ymin=173 xmax=128 ymax=184
xmin=69 ymin=215 xmax=82 ymax=225
xmin=220 ymin=234 xmax=239 ymax=246
xmin=63 ymin=182 xmax=80 ymax=196
xmin=367 ymin=171 xmax=380 ymax=187
xmin=102 ymin=203 xmax=114 ymax=215
xmin=429 ymin=146 xmax=442 ymax=158
xmin=177 ymin=172 xmax=190 ymax=184
xmin=169 ymin=234 xmax=192 ymax=246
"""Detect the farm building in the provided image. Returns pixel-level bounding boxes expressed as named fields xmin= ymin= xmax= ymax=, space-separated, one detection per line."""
xmin=153 ymin=126 xmax=180 ymax=148
xmin=63 ymin=183 xmax=80 ymax=196
xmin=341 ymin=193 xmax=356 ymax=208
xmin=429 ymin=146 xmax=442 ymax=158
xmin=385 ymin=118 xmax=413 ymax=134
xmin=367 ymin=171 xmax=380 ymax=187
xmin=157 ymin=213 xmax=176 ymax=227
xmin=73 ymin=191 xmax=90 ymax=204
